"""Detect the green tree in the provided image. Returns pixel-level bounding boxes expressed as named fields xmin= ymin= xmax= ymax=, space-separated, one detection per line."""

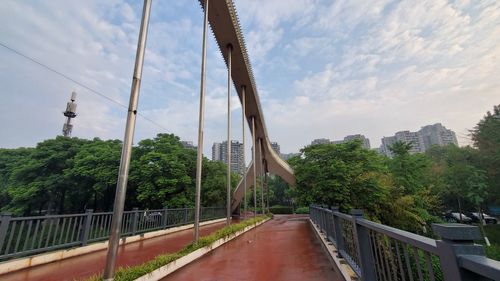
xmin=0 ymin=147 xmax=34 ymax=209
xmin=471 ymin=104 xmax=500 ymax=204
xmin=129 ymin=134 xmax=195 ymax=208
xmin=291 ymin=140 xmax=389 ymax=216
xmin=6 ymin=137 xmax=89 ymax=215
xmin=387 ymin=141 xmax=433 ymax=194
xmin=426 ymin=145 xmax=488 ymax=212
xmin=65 ymin=138 xmax=121 ymax=211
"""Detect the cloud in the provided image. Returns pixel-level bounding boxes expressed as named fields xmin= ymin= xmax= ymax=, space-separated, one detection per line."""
xmin=1 ymin=0 xmax=499 ymax=160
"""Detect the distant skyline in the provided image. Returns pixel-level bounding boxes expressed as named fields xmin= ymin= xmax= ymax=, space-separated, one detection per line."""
xmin=1 ymin=0 xmax=499 ymax=156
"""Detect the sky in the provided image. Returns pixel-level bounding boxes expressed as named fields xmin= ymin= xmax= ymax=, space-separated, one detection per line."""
xmin=0 ymin=0 xmax=499 ymax=157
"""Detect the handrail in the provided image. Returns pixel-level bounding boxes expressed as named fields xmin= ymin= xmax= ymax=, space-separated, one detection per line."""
xmin=357 ymin=218 xmax=438 ymax=254
xmin=0 ymin=206 xmax=225 ymax=261
xmin=458 ymin=255 xmax=500 ymax=280
xmin=309 ymin=205 xmax=500 ymax=281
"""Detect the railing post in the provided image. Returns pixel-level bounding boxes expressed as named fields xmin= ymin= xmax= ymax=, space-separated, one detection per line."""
xmin=351 ymin=209 xmax=377 ymax=281
xmin=131 ymin=208 xmax=139 ymax=235
xmin=162 ymin=207 xmax=168 ymax=228
xmin=329 ymin=207 xmax=337 ymax=244
xmin=184 ymin=206 xmax=188 ymax=224
xmin=81 ymin=209 xmax=93 ymax=246
xmin=332 ymin=207 xmax=345 ymax=256
xmin=0 ymin=212 xmax=12 ymax=253
xmin=432 ymin=223 xmax=485 ymax=281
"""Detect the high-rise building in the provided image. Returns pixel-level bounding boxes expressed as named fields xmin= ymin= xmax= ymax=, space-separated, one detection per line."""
xmin=419 ymin=123 xmax=458 ymax=150
xmin=343 ymin=134 xmax=371 ymax=149
xmin=380 ymin=131 xmax=423 ymax=157
xmin=212 ymin=143 xmax=221 ymax=161
xmin=311 ymin=138 xmax=331 ymax=145
xmin=379 ymin=123 xmax=458 ymax=157
xmin=180 ymin=141 xmax=196 ymax=150
xmin=281 ymin=152 xmax=300 ymax=161
xmin=271 ymin=142 xmax=280 ymax=155
xmin=212 ymin=140 xmax=245 ymax=175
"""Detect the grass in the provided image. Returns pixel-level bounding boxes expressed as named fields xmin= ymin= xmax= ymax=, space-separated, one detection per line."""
xmin=84 ymin=215 xmax=270 ymax=281
xmin=483 ymin=224 xmax=500 ymax=261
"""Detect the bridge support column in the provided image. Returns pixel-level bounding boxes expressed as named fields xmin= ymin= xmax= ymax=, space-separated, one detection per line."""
xmin=251 ymin=116 xmax=257 ymax=217
xmin=258 ymin=138 xmax=265 ymax=214
xmin=241 ymin=86 xmax=247 ymax=218
xmin=226 ymin=44 xmax=232 ymax=226
xmin=194 ymin=0 xmax=210 ymax=243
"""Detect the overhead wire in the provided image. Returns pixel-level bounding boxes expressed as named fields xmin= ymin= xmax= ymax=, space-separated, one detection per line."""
xmin=0 ymin=41 xmax=170 ymax=133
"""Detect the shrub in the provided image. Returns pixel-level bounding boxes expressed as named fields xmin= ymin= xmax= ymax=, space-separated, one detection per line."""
xmin=84 ymin=215 xmax=270 ymax=281
xmin=294 ymin=206 xmax=309 ymax=214
xmin=269 ymin=205 xmax=293 ymax=214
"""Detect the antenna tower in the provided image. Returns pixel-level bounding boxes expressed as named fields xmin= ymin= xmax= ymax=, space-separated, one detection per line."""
xmin=62 ymin=91 xmax=77 ymax=137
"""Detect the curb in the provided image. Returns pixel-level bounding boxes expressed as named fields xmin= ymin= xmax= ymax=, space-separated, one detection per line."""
xmin=309 ymin=218 xmax=357 ymax=281
xmin=133 ymin=217 xmax=271 ymax=281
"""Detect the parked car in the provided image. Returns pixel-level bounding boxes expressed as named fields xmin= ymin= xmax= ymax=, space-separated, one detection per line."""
xmin=443 ymin=212 xmax=472 ymax=223
xmin=468 ymin=212 xmax=498 ymax=224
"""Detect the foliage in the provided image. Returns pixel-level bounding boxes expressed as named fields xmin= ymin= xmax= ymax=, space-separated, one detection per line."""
xmin=269 ymin=205 xmax=293 ymax=214
xmin=291 ymin=140 xmax=390 ymax=217
xmin=84 ymin=215 xmax=270 ymax=281
xmin=5 ymin=137 xmax=90 ymax=215
xmin=470 ymin=104 xmax=500 ymax=204
xmin=0 ymin=134 xmax=233 ymax=215
xmin=426 ymin=145 xmax=488 ymax=212
xmin=294 ymin=206 xmax=309 ymax=214
xmin=483 ymin=224 xmax=500 ymax=261
xmin=267 ymin=175 xmax=292 ymax=206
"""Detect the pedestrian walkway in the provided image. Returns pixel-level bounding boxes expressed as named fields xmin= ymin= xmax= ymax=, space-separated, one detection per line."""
xmin=0 ymin=220 xmax=232 ymax=281
xmin=162 ymin=215 xmax=343 ymax=281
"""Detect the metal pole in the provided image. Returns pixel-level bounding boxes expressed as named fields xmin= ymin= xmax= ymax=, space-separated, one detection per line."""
xmin=241 ymin=86 xmax=247 ymax=218
xmin=265 ymin=171 xmax=269 ymax=213
xmin=102 ymin=0 xmax=151 ymax=279
xmin=252 ymin=117 xmax=257 ymax=217
xmin=258 ymin=138 xmax=265 ymax=214
xmin=194 ymin=0 xmax=209 ymax=243
xmin=226 ymin=44 xmax=232 ymax=226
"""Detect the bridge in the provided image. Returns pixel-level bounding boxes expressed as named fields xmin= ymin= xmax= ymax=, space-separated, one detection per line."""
xmin=0 ymin=0 xmax=499 ymax=281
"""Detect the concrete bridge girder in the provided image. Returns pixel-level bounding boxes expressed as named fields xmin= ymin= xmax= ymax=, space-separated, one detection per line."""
xmin=198 ymin=0 xmax=295 ymax=212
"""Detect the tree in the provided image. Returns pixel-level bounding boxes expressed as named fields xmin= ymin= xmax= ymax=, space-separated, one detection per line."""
xmin=291 ymin=140 xmax=389 ymax=216
xmin=129 ymin=134 xmax=195 ymax=208
xmin=6 ymin=137 xmax=89 ymax=215
xmin=387 ymin=141 xmax=433 ymax=194
xmin=426 ymin=145 xmax=488 ymax=212
xmin=0 ymin=147 xmax=34 ymax=209
xmin=65 ymin=138 xmax=121 ymax=211
xmin=267 ymin=175 xmax=292 ymax=206
xmin=471 ymin=104 xmax=500 ymax=204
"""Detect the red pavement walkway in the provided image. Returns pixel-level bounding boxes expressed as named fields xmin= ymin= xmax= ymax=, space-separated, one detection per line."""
xmin=0 ymin=220 xmax=232 ymax=281
xmin=162 ymin=215 xmax=343 ymax=281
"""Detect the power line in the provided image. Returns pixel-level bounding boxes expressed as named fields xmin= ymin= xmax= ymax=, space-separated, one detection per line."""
xmin=0 ymin=41 xmax=170 ymax=133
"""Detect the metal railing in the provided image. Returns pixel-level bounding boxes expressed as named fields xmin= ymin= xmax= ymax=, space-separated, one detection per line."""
xmin=310 ymin=205 xmax=500 ymax=281
xmin=0 ymin=206 xmax=225 ymax=261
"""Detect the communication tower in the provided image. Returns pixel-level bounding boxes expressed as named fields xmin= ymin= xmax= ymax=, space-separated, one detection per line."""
xmin=62 ymin=91 xmax=77 ymax=137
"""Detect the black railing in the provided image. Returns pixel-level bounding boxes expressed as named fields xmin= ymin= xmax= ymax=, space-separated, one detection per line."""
xmin=0 ymin=206 xmax=225 ymax=261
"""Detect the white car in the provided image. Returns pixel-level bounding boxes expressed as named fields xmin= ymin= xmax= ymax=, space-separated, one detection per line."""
xmin=444 ymin=212 xmax=472 ymax=223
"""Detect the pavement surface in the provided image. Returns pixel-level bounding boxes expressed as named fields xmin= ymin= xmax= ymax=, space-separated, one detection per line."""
xmin=162 ymin=215 xmax=343 ymax=281
xmin=0 ymin=220 xmax=232 ymax=281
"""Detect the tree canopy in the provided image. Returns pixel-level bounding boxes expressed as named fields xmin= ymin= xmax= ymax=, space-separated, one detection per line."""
xmin=0 ymin=134 xmax=236 ymax=215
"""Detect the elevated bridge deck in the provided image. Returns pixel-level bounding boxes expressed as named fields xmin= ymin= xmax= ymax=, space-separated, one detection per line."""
xmin=162 ymin=215 xmax=342 ymax=281
xmin=0 ymin=220 xmax=233 ymax=281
